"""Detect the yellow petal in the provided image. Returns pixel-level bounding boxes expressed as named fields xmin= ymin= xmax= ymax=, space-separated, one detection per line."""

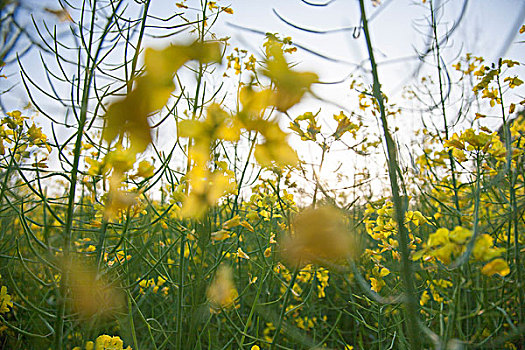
xmin=481 ymin=258 xmax=510 ymax=277
xmin=222 ymin=215 xmax=241 ymax=229
xmin=240 ymin=221 xmax=254 ymax=232
xmin=237 ymin=247 xmax=250 ymax=260
xmin=211 ymin=230 xmax=231 ymax=242
xmin=104 ymin=41 xmax=222 ymax=154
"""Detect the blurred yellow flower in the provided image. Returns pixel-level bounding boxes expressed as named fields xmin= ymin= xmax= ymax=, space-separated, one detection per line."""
xmin=473 ymin=234 xmax=504 ymax=262
xmin=211 ymin=230 xmax=231 ymax=242
xmin=207 ymin=265 xmax=238 ymax=310
xmin=63 ymin=260 xmax=125 ymax=319
xmin=481 ymin=258 xmax=510 ymax=277
xmin=281 ymin=206 xmax=358 ymax=267
xmin=222 ymin=215 xmax=241 ymax=229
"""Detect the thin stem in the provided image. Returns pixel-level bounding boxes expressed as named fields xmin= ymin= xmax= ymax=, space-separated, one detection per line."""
xmin=430 ymin=0 xmax=462 ymax=226
xmin=269 ymin=267 xmax=299 ymax=350
xmin=239 ymin=270 xmax=271 ymax=348
xmin=358 ymin=1 xmax=421 ymax=349
xmin=496 ymin=69 xmax=523 ymax=327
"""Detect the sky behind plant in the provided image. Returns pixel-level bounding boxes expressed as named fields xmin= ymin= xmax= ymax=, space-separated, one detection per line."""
xmin=3 ymin=0 xmax=525 ymax=200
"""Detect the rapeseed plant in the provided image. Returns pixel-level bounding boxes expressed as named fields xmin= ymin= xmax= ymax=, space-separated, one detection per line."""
xmin=1 ymin=1 xmax=524 ymax=349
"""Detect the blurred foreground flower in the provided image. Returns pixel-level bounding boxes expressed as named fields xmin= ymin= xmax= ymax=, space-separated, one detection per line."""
xmin=104 ymin=41 xmax=222 ymax=155
xmin=481 ymin=258 xmax=510 ymax=277
xmin=63 ymin=260 xmax=125 ymax=320
xmin=281 ymin=206 xmax=358 ymax=267
xmin=206 ymin=265 xmax=238 ymax=311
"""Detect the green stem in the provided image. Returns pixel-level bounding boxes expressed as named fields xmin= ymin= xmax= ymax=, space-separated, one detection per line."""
xmin=358 ymin=1 xmax=421 ymax=349
xmin=270 ymin=267 xmax=299 ymax=350
xmin=54 ymin=1 xmax=124 ymax=347
xmin=430 ymin=0 xmax=462 ymax=226
xmin=54 ymin=3 xmax=97 ymax=346
xmin=239 ymin=270 xmax=270 ymax=347
xmin=496 ymin=70 xmax=523 ymax=326
xmin=176 ymin=231 xmax=187 ymax=350
xmin=312 ymin=142 xmax=327 ymax=208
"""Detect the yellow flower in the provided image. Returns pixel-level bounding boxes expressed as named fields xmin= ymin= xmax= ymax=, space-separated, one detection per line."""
xmin=222 ymin=7 xmax=234 ymax=14
xmin=237 ymin=247 xmax=250 ymax=260
xmin=370 ymin=277 xmax=385 ymax=293
xmin=104 ymin=41 xmax=221 ymax=154
xmin=473 ymin=234 xmax=504 ymax=262
xmin=262 ymin=37 xmax=318 ymax=112
xmin=222 ymin=215 xmax=241 ymax=229
xmin=240 ymin=220 xmax=254 ymax=232
xmin=0 ymin=285 xmax=13 ymax=313
xmin=207 ymin=265 xmax=238 ymax=310
xmin=64 ymin=260 xmax=125 ymax=319
xmin=449 ymin=226 xmax=471 ymax=244
xmin=157 ymin=276 xmax=167 ymax=286
xmin=104 ymin=186 xmax=138 ymax=221
xmin=443 ymin=133 xmax=465 ymax=150
xmin=379 ymin=267 xmax=390 ymax=277
xmin=481 ymin=258 xmax=510 ymax=277
xmin=91 ymin=334 xmax=130 ymax=350
xmin=420 ymin=290 xmax=430 ymax=306
xmin=316 ymin=268 xmax=330 ymax=298
xmin=211 ymin=230 xmax=231 ymax=242
xmin=428 ymin=228 xmax=450 ymax=247
xmin=460 ymin=128 xmax=493 ymax=149
xmin=422 ymin=227 xmax=469 ymax=264
xmin=281 ymin=206 xmax=358 ymax=267
xmin=136 ymin=160 xmax=155 ymax=178
xmin=27 ymin=123 xmax=47 ymax=143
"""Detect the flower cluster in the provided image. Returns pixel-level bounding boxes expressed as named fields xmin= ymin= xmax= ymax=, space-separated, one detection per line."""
xmin=0 ymin=275 xmax=13 ymax=314
xmin=73 ymin=334 xmax=131 ymax=350
xmin=363 ymin=201 xmax=427 ymax=292
xmin=414 ymin=227 xmax=510 ymax=276
xmin=138 ymin=275 xmax=169 ymax=296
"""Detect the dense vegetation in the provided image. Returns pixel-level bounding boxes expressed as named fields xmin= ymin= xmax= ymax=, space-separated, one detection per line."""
xmin=0 ymin=1 xmax=524 ymax=349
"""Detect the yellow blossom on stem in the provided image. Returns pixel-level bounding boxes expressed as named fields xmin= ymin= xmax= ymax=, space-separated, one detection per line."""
xmin=370 ymin=277 xmax=385 ymax=293
xmin=0 ymin=285 xmax=13 ymax=313
xmin=237 ymin=247 xmax=250 ymax=260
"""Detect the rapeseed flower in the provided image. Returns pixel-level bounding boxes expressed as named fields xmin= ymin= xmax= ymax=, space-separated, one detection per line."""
xmin=0 ymin=285 xmax=13 ymax=314
xmin=281 ymin=205 xmax=357 ymax=267
xmin=207 ymin=265 xmax=238 ymax=310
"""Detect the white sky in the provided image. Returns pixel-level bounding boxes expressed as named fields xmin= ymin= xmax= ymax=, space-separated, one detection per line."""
xmin=2 ymin=0 xmax=525 ymax=204
xmin=209 ymin=0 xmax=525 ymax=202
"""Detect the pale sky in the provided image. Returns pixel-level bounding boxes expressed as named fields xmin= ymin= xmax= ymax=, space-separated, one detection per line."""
xmin=2 ymin=0 xmax=524 ymax=203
